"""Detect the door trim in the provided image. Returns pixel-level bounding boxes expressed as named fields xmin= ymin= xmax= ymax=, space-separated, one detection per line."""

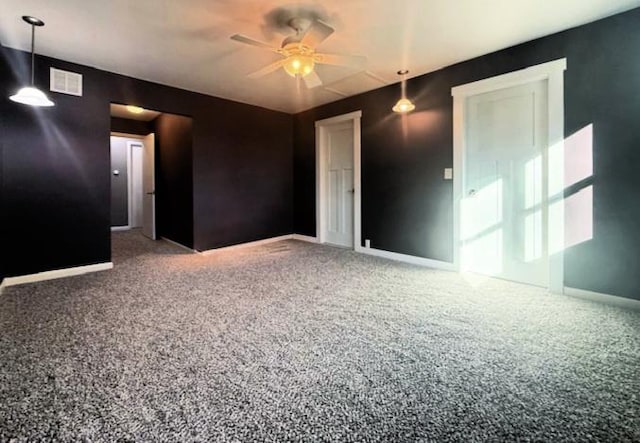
xmin=109 ymin=134 xmax=141 ymax=230
xmin=451 ymin=58 xmax=566 ymax=293
xmin=141 ymin=133 xmax=156 ymax=240
xmin=127 ymin=141 xmax=143 ymax=229
xmin=315 ymin=110 xmax=362 ymax=249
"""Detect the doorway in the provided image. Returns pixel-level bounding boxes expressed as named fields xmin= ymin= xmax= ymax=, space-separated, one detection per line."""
xmin=452 ymin=58 xmax=566 ymax=292
xmin=316 ymin=111 xmax=362 ymax=249
xmin=110 ymin=102 xmax=161 ymax=241
xmin=110 ymin=103 xmax=196 ymax=251
xmin=109 ymin=133 xmax=156 ymax=239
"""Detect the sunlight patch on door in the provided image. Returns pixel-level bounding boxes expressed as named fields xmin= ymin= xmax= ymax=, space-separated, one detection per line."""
xmin=523 ymin=155 xmax=544 ymax=262
xmin=461 ymin=178 xmax=504 ymax=276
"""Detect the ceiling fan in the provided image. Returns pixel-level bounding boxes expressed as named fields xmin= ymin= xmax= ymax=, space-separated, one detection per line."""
xmin=230 ymin=18 xmax=366 ymax=89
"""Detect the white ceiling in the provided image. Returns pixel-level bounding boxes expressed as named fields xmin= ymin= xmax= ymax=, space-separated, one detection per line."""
xmin=1 ymin=0 xmax=639 ymax=114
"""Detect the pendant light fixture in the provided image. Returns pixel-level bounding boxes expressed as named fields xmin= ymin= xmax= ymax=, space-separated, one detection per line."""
xmin=392 ymin=69 xmax=415 ymax=113
xmin=9 ymin=16 xmax=54 ymax=107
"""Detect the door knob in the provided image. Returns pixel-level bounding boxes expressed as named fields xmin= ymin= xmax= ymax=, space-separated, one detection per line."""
xmin=347 ymin=189 xmax=355 ymax=193
xmin=146 ymin=191 xmax=155 ymax=195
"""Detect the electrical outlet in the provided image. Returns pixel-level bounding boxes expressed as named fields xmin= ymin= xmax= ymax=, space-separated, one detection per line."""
xmin=444 ymin=168 xmax=453 ymax=180
xmin=365 ymin=239 xmax=371 ymax=248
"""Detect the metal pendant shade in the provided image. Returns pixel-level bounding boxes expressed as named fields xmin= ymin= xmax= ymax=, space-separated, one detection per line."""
xmin=392 ymin=98 xmax=415 ymax=113
xmin=392 ymin=69 xmax=414 ymax=113
xmin=9 ymin=16 xmax=54 ymax=107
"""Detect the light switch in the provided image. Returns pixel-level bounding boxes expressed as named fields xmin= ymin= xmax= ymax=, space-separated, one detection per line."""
xmin=444 ymin=168 xmax=453 ymax=180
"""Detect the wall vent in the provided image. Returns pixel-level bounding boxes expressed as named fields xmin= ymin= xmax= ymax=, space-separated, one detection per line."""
xmin=50 ymin=67 xmax=83 ymax=96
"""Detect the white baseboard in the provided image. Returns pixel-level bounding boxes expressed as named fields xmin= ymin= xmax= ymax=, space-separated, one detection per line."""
xmin=161 ymin=236 xmax=196 ymax=252
xmin=356 ymin=245 xmax=456 ymax=271
xmin=2 ymin=262 xmax=114 ymax=288
xmin=564 ymin=286 xmax=640 ymax=310
xmin=199 ymin=233 xmax=319 ymax=254
xmin=111 ymin=226 xmax=130 ymax=232
xmin=291 ymin=234 xmax=318 ymax=243
xmin=198 ymin=235 xmax=294 ymax=255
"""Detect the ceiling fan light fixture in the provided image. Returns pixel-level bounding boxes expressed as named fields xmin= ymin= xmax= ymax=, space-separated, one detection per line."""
xmin=9 ymin=16 xmax=54 ymax=107
xmin=283 ymin=54 xmax=315 ymax=77
xmin=231 ymin=19 xmax=360 ymax=89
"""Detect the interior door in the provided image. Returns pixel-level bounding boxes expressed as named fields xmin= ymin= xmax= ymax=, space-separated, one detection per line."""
xmin=325 ymin=121 xmax=354 ymax=247
xmin=142 ymin=133 xmax=156 ymax=240
xmin=462 ymin=80 xmax=548 ymax=286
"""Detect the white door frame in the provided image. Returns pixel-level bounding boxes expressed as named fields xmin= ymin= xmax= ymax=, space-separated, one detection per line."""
xmin=110 ymin=132 xmax=155 ymax=235
xmin=315 ymin=110 xmax=362 ymax=250
xmin=142 ymin=133 xmax=156 ymax=240
xmin=451 ymin=58 xmax=567 ymax=293
xmin=127 ymin=140 xmax=144 ymax=229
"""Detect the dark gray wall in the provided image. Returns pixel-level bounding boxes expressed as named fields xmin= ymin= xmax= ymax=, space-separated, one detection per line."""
xmin=1 ymin=51 xmax=111 ymax=277
xmin=155 ymin=114 xmax=194 ymax=248
xmin=193 ymin=100 xmax=293 ymax=250
xmin=110 ymin=136 xmax=129 ymax=227
xmin=294 ymin=8 xmax=640 ymax=300
xmin=0 ymin=45 xmax=294 ymax=277
xmin=0 ymin=96 xmax=5 ymax=283
xmin=111 ymin=117 xmax=153 ymax=136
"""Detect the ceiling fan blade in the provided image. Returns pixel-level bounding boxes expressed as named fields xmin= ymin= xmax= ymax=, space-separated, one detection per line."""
xmin=230 ymin=34 xmax=281 ymax=53
xmin=315 ymin=53 xmax=367 ymax=68
xmin=247 ymin=59 xmax=287 ymax=79
xmin=300 ymin=20 xmax=334 ymax=48
xmin=303 ymin=70 xmax=323 ymax=89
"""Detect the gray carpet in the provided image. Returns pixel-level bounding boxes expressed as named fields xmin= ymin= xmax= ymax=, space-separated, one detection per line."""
xmin=0 ymin=230 xmax=638 ymax=442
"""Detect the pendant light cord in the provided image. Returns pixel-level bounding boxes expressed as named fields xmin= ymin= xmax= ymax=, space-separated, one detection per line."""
xmin=398 ymin=69 xmax=409 ymax=98
xmin=30 ymin=23 xmax=35 ymax=85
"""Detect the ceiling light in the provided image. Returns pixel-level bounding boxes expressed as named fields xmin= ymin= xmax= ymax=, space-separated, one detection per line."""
xmin=392 ymin=98 xmax=415 ymax=113
xmin=9 ymin=16 xmax=54 ymax=107
xmin=283 ymin=54 xmax=315 ymax=77
xmin=392 ymin=69 xmax=415 ymax=114
xmin=282 ymin=43 xmax=315 ymax=77
xmin=126 ymin=105 xmax=145 ymax=114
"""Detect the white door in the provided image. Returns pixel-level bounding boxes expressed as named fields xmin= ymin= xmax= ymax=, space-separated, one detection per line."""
xmin=324 ymin=121 xmax=354 ymax=247
xmin=462 ymin=80 xmax=549 ymax=286
xmin=142 ymin=133 xmax=156 ymax=240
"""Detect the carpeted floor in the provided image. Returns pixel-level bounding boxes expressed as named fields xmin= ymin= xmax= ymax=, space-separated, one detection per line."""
xmin=0 ymin=230 xmax=638 ymax=442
